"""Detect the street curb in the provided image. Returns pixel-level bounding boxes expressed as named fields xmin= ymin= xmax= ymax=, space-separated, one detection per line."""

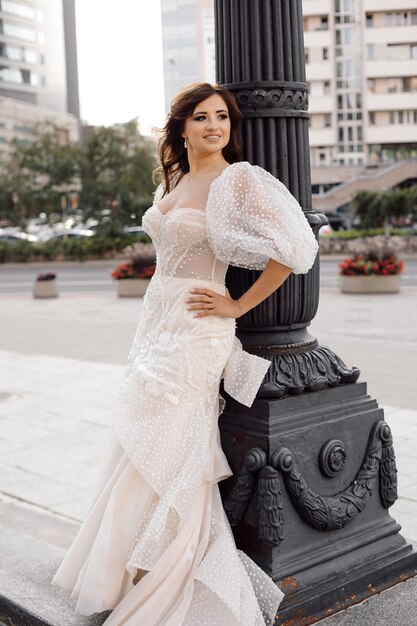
xmin=1 ymin=254 xmax=417 ymax=268
xmin=0 ymin=597 xmax=54 ymax=626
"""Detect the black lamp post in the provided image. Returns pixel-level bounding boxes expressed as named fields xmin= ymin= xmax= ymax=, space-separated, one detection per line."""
xmin=215 ymin=1 xmax=417 ymax=623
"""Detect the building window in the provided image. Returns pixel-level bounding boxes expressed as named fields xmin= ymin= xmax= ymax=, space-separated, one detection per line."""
xmin=322 ymin=47 xmax=329 ymax=60
xmin=388 ymin=44 xmax=408 ymax=60
xmin=385 ymin=13 xmax=394 ymax=27
xmin=398 ymin=111 xmax=404 ymax=124
xmin=412 ymin=45 xmax=417 ymax=60
xmin=411 ymin=12 xmax=417 ymax=25
xmin=325 ymin=113 xmax=331 ymax=127
xmin=0 ymin=1 xmax=36 ymax=20
xmin=414 ymin=111 xmax=417 ymax=124
xmin=403 ymin=77 xmax=411 ymax=92
xmin=357 ymin=127 xmax=362 ymax=140
xmin=304 ymin=48 xmax=309 ymax=64
xmin=387 ymin=78 xmax=400 ymax=93
xmin=338 ymin=127 xmax=343 ymax=142
xmin=0 ymin=20 xmax=36 ymax=42
xmin=367 ymin=44 xmax=376 ymax=60
xmin=13 ymin=125 xmax=32 ymax=134
xmin=367 ymin=78 xmax=375 ymax=93
xmin=389 ymin=111 xmax=395 ymax=124
xmin=366 ymin=13 xmax=373 ymax=28
xmin=395 ymin=12 xmax=407 ymax=26
xmin=320 ymin=16 xmax=329 ymax=30
xmin=324 ymin=80 xmax=331 ymax=94
xmin=369 ymin=112 xmax=375 ymax=125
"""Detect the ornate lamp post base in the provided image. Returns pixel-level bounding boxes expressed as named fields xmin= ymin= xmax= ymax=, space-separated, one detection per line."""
xmin=219 ymin=382 xmax=417 ymax=624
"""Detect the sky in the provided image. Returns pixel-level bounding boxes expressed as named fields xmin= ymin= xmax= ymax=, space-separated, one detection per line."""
xmin=74 ymin=0 xmax=166 ymax=136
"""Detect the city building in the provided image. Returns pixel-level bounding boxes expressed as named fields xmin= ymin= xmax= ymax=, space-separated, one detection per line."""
xmin=0 ymin=0 xmax=80 ymax=159
xmin=161 ymin=0 xmax=214 ymax=112
xmin=160 ymin=0 xmax=417 ymax=216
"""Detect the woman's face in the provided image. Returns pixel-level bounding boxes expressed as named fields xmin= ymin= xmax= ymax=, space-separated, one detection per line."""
xmin=182 ymin=94 xmax=231 ymax=156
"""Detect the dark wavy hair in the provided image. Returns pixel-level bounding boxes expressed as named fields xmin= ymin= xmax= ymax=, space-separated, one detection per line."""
xmin=154 ymin=82 xmax=242 ymax=195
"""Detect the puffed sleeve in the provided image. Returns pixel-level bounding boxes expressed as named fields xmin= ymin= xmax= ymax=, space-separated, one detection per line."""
xmin=141 ymin=183 xmax=164 ymax=246
xmin=206 ymin=162 xmax=319 ymax=274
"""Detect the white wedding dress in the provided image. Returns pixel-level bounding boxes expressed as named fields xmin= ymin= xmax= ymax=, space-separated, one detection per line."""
xmin=52 ymin=162 xmax=318 ymax=625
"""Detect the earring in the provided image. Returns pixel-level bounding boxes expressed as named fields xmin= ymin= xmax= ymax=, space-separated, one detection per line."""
xmin=184 ymin=137 xmax=187 ymax=148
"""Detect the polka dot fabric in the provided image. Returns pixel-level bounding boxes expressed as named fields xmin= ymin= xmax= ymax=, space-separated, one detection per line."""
xmin=206 ymin=162 xmax=319 ymax=274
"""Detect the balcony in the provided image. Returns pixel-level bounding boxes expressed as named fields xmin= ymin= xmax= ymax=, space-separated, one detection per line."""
xmin=366 ymin=92 xmax=417 ymax=110
xmin=309 ymin=96 xmax=333 ymax=113
xmin=302 ymin=0 xmax=331 ymax=17
xmin=308 ymin=127 xmax=335 ymax=147
xmin=366 ymin=59 xmax=417 ymax=78
xmin=365 ymin=25 xmax=417 ymax=44
xmin=364 ymin=0 xmax=417 ymax=11
xmin=304 ymin=30 xmax=331 ymax=48
xmin=305 ymin=62 xmax=331 ymax=81
xmin=367 ymin=124 xmax=417 ymax=144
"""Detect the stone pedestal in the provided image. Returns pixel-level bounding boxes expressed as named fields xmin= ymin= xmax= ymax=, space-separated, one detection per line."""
xmin=339 ymin=274 xmax=401 ymax=294
xmin=116 ymin=279 xmax=150 ymax=297
xmin=219 ymin=382 xmax=416 ymax=622
xmin=33 ymin=280 xmax=58 ymax=298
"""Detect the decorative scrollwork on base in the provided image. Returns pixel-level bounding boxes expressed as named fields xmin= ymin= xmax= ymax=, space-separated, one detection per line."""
xmin=258 ymin=465 xmax=284 ymax=547
xmin=258 ymin=345 xmax=360 ymax=399
xmin=271 ymin=421 xmax=398 ymax=531
xmin=223 ymin=447 xmax=266 ymax=526
xmin=222 ymin=422 xmax=397 ymax=546
xmin=378 ymin=422 xmax=398 ymax=508
xmin=319 ymin=439 xmax=347 ymax=477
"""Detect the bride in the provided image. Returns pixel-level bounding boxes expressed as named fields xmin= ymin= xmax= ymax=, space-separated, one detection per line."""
xmin=52 ymin=82 xmax=318 ymax=625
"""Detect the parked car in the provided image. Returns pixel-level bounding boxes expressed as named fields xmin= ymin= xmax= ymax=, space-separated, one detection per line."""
xmin=122 ymin=226 xmax=146 ymax=236
xmin=0 ymin=228 xmax=38 ymax=243
xmin=37 ymin=228 xmax=94 ymax=243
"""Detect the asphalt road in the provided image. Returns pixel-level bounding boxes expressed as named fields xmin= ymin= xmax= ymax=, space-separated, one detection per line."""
xmin=1 ymin=258 xmax=417 ymax=295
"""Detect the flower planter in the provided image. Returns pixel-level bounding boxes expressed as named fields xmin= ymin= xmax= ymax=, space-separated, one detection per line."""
xmin=33 ymin=279 xmax=59 ymax=298
xmin=116 ymin=278 xmax=150 ymax=297
xmin=339 ymin=275 xmax=401 ymax=294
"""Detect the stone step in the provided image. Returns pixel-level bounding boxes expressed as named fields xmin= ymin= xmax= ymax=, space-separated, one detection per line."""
xmin=0 ymin=499 xmax=106 ymax=626
xmin=0 ymin=498 xmax=416 ymax=626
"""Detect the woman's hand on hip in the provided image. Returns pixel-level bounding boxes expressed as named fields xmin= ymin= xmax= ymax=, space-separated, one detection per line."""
xmin=185 ymin=287 xmax=243 ymax=319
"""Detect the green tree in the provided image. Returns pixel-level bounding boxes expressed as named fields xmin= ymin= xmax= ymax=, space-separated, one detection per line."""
xmin=0 ymin=121 xmax=81 ymax=227
xmin=80 ymin=119 xmax=156 ymax=227
xmin=352 ymin=187 xmax=417 ymax=235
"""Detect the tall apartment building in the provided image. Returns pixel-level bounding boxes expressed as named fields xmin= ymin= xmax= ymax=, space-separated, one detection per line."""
xmin=305 ymin=0 xmax=417 ymax=168
xmin=160 ymin=0 xmax=417 ymax=213
xmin=161 ymin=0 xmax=214 ymax=111
xmin=0 ymin=0 xmax=80 ymax=158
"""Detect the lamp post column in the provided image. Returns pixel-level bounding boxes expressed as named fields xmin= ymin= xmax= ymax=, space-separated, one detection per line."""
xmin=215 ymin=1 xmax=417 ymax=623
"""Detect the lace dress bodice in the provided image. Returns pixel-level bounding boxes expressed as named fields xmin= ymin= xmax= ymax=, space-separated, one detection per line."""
xmin=143 ymin=205 xmax=229 ymax=284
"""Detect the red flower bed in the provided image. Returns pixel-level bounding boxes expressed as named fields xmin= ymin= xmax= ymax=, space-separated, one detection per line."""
xmin=111 ymin=263 xmax=156 ymax=280
xmin=338 ymin=255 xmax=404 ymax=276
xmin=36 ymin=271 xmax=56 ymax=281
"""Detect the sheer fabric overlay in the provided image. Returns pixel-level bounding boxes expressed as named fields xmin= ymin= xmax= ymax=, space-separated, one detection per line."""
xmin=52 ymin=162 xmax=318 ymax=625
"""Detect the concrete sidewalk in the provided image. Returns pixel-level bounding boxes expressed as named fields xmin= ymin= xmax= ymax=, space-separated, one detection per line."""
xmin=0 ymin=286 xmax=416 ymax=624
